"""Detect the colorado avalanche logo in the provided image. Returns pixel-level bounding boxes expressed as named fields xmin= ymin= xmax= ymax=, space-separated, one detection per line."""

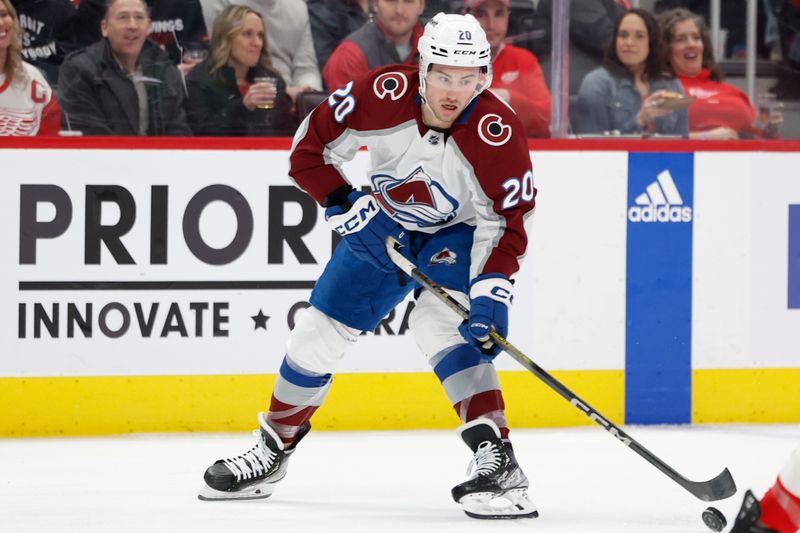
xmin=430 ymin=248 xmax=457 ymax=266
xmin=371 ymin=166 xmax=459 ymax=227
xmin=478 ymin=113 xmax=513 ymax=146
xmin=373 ymin=72 xmax=408 ymax=101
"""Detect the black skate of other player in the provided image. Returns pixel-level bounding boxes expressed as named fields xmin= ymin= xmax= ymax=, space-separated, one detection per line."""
xmin=452 ymin=418 xmax=538 ymax=519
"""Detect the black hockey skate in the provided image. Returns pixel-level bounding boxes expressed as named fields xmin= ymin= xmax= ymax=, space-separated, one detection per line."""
xmin=198 ymin=412 xmax=310 ymax=501
xmin=730 ymin=490 xmax=780 ymax=533
xmin=451 ymin=418 xmax=538 ymax=519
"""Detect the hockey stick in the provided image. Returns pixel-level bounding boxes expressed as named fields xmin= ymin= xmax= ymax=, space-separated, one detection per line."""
xmin=385 ymin=237 xmax=736 ymax=502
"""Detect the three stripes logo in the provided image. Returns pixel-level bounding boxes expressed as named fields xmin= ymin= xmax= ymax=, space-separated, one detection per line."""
xmin=628 ymin=170 xmax=693 ymax=223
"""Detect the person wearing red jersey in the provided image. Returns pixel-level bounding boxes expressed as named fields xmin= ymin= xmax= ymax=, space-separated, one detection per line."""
xmin=198 ymin=12 xmax=539 ymax=520
xmin=464 ymin=0 xmax=551 ymax=137
xmin=0 ymin=0 xmax=59 ymax=135
xmin=659 ymin=8 xmax=784 ymax=139
xmin=322 ymin=0 xmax=424 ymax=91
xmin=731 ymin=445 xmax=800 ymax=533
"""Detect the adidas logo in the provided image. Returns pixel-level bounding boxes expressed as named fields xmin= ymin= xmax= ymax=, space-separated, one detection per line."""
xmin=628 ymin=170 xmax=693 ymax=223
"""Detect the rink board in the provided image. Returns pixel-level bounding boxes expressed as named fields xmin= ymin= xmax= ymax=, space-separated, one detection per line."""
xmin=1 ymin=140 xmax=799 ymax=435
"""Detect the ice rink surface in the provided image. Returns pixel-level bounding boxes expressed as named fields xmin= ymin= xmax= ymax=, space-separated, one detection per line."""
xmin=2 ymin=423 xmax=798 ymax=533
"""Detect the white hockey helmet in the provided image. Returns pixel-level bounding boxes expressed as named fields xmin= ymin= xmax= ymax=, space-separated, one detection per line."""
xmin=418 ymin=13 xmax=493 ymax=101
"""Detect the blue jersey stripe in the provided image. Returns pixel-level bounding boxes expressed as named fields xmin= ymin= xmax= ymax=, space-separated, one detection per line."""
xmin=279 ymin=357 xmax=332 ymax=389
xmin=433 ymin=344 xmax=483 ymax=382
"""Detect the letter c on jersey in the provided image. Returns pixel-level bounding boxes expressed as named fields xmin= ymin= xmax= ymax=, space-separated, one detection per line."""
xmin=478 ymin=114 xmax=512 ymax=146
xmin=31 ymin=80 xmax=47 ymax=104
xmin=373 ymin=72 xmax=408 ymax=101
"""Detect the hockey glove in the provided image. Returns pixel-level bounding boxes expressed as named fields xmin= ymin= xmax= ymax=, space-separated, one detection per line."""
xmin=458 ymin=274 xmax=513 ymax=359
xmin=325 ymin=190 xmax=408 ymax=272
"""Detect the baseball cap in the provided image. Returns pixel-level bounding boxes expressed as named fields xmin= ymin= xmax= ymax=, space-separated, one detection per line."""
xmin=464 ymin=0 xmax=510 ymax=10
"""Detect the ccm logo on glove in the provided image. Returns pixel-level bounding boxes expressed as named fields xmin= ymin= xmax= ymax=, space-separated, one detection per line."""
xmin=324 ymin=190 xmax=409 ymax=272
xmin=328 ymin=194 xmax=380 ymax=236
xmin=459 ymin=274 xmax=513 ymax=358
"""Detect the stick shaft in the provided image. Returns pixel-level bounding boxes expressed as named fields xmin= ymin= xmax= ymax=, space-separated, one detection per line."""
xmin=385 ymin=238 xmax=736 ymax=502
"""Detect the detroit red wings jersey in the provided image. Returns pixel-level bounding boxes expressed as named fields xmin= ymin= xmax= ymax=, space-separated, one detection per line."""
xmin=0 ymin=62 xmax=60 ymax=136
xmin=290 ymin=64 xmax=536 ymax=279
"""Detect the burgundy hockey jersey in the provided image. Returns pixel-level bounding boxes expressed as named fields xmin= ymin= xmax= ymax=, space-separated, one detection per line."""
xmin=290 ymin=64 xmax=536 ymax=279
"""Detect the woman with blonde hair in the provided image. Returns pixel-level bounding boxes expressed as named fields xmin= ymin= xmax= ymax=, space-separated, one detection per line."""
xmin=185 ymin=5 xmax=296 ymax=136
xmin=0 ymin=0 xmax=60 ymax=136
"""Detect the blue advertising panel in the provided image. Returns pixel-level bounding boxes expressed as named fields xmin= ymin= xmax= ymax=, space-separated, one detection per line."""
xmin=790 ymin=205 xmax=800 ymax=310
xmin=626 ymin=153 xmax=694 ymax=424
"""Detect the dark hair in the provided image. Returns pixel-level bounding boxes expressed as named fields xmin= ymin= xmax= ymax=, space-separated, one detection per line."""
xmin=604 ymin=8 xmax=667 ymax=81
xmin=658 ymin=8 xmax=724 ymax=81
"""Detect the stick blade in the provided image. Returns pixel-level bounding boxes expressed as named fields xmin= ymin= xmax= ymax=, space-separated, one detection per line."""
xmin=683 ymin=468 xmax=737 ymax=502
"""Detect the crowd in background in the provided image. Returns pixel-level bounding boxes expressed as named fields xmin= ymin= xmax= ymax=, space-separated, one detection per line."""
xmin=0 ymin=0 xmax=798 ymax=138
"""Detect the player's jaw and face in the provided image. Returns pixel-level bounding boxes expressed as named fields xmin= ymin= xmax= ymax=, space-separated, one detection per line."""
xmin=102 ymin=0 xmax=151 ymax=69
xmin=422 ymin=64 xmax=482 ymax=129
xmin=668 ymin=18 xmax=703 ymax=77
xmin=374 ymin=0 xmax=425 ymax=43
xmin=473 ymin=0 xmax=509 ymax=57
xmin=228 ymin=12 xmax=265 ymax=70
xmin=616 ymin=13 xmax=649 ymax=73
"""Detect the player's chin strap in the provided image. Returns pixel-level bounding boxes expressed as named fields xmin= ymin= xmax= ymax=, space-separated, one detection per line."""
xmin=385 ymin=236 xmax=737 ymax=503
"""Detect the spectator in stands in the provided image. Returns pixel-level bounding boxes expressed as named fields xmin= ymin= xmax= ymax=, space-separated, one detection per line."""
xmin=654 ymin=0 xmax=770 ymax=59
xmin=659 ymin=8 xmax=783 ymax=139
xmin=71 ymin=0 xmax=208 ymax=77
xmin=323 ymin=0 xmax=424 ymax=90
xmin=465 ymin=0 xmax=551 ymax=137
xmin=199 ymin=0 xmax=323 ymax=103
xmin=58 ymin=0 xmax=190 ymax=135
xmin=0 ymin=0 xmax=60 ymax=135
xmin=185 ymin=5 xmax=295 ymax=136
xmin=11 ymin=0 xmax=77 ymax=85
xmin=307 ymin=0 xmax=369 ymax=74
xmin=523 ymin=0 xmax=628 ymax=94
xmin=576 ymin=8 xmax=688 ymax=136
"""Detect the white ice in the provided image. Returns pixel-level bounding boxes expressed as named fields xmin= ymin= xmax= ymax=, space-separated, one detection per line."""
xmin=1 ymin=424 xmax=798 ymax=533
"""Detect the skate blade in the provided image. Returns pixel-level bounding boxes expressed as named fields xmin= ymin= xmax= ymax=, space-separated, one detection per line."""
xmin=197 ymin=482 xmax=276 ymax=501
xmin=459 ymin=488 xmax=539 ymax=520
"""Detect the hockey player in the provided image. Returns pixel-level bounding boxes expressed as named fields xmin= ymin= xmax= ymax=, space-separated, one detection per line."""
xmin=198 ymin=12 xmax=538 ymax=519
xmin=731 ymin=446 xmax=800 ymax=533
xmin=0 ymin=0 xmax=60 ymax=136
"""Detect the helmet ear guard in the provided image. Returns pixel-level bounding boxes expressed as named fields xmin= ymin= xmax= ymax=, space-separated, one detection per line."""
xmin=418 ymin=13 xmax=493 ymax=103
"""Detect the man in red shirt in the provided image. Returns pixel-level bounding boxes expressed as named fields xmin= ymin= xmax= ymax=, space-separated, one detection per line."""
xmin=323 ymin=0 xmax=424 ymax=91
xmin=465 ymin=0 xmax=551 ymax=137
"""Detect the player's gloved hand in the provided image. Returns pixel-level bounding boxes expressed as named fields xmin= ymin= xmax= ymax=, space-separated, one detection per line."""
xmin=458 ymin=274 xmax=513 ymax=358
xmin=325 ymin=190 xmax=408 ymax=272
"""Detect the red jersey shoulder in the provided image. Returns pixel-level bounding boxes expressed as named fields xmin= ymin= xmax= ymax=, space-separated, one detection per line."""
xmin=497 ymin=43 xmax=542 ymax=70
xmin=366 ymin=64 xmax=419 ymax=102
xmin=340 ymin=64 xmax=420 ymax=130
xmin=462 ymin=90 xmax=528 ymax=149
